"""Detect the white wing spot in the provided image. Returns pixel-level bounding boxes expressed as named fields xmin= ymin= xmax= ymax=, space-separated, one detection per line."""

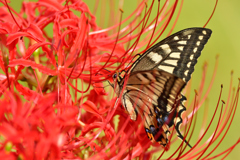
xmin=188 ymin=35 xmax=191 ymax=39
xmin=199 ymin=36 xmax=203 ymax=40
xmin=124 ymin=98 xmax=137 ymax=120
xmin=196 ymin=41 xmax=200 ymax=46
xmin=178 ymin=105 xmax=184 ymax=111
xmin=202 ymin=30 xmax=207 ymax=35
xmin=173 ymin=36 xmax=179 ymax=40
xmin=174 ymin=36 xmax=179 ymax=40
xmin=152 ymin=95 xmax=158 ymax=104
xmin=174 ymin=117 xmax=181 ymax=124
xmin=169 ymin=94 xmax=175 ymax=99
xmin=164 ymin=59 xmax=178 ymax=66
xmin=190 ymin=54 xmax=194 ymax=60
xmin=177 ymin=40 xmax=187 ymax=45
xmin=168 ymin=98 xmax=174 ymax=104
xmin=147 ymin=52 xmax=162 ymax=63
xmin=167 ymin=104 xmax=172 ymax=112
xmin=158 ymin=65 xmax=174 ymax=73
xmin=169 ymin=52 xmax=181 ymax=58
xmin=193 ymin=47 xmax=198 ymax=53
xmin=184 ymin=70 xmax=189 ymax=76
xmin=187 ymin=62 xmax=191 ymax=68
xmin=178 ymin=46 xmax=184 ymax=51
xmin=160 ymin=44 xmax=171 ymax=54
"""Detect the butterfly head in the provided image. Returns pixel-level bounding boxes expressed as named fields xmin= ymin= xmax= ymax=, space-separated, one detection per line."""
xmin=108 ymin=71 xmax=122 ymax=96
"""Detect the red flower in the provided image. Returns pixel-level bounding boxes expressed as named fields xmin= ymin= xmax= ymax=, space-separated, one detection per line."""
xmin=0 ymin=0 xmax=239 ymax=159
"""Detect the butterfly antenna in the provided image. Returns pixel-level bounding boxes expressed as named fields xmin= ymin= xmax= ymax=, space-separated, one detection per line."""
xmin=107 ymin=80 xmax=113 ymax=88
xmin=103 ymin=68 xmax=111 ymax=73
xmin=93 ymin=83 xmax=112 ymax=88
xmin=94 ymin=68 xmax=111 ymax=76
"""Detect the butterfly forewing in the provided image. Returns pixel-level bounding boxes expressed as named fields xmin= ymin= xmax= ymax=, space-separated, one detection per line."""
xmin=113 ymin=28 xmax=212 ymax=147
xmin=130 ymin=28 xmax=212 ymax=82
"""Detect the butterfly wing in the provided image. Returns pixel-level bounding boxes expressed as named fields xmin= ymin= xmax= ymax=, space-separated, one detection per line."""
xmin=115 ymin=28 xmax=212 ymax=146
xmin=121 ymin=70 xmax=185 ymax=146
xmin=130 ymin=28 xmax=212 ymax=82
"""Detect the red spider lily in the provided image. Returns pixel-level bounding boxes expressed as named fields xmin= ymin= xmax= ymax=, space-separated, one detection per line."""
xmin=0 ymin=0 xmax=239 ymax=159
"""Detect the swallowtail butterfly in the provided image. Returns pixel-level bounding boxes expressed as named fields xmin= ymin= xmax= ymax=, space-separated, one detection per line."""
xmin=110 ymin=28 xmax=212 ymax=147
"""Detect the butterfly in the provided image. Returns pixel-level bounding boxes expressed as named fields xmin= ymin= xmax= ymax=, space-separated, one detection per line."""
xmin=110 ymin=28 xmax=212 ymax=147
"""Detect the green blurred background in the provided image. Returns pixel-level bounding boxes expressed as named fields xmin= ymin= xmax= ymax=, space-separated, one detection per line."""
xmin=171 ymin=1 xmax=240 ymax=159
xmin=5 ymin=0 xmax=240 ymax=159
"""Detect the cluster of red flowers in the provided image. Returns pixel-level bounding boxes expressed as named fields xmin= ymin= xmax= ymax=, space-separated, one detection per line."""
xmin=0 ymin=0 xmax=239 ymax=159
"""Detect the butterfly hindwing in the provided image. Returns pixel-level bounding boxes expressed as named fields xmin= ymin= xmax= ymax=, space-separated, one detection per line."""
xmin=120 ymin=70 xmax=185 ymax=146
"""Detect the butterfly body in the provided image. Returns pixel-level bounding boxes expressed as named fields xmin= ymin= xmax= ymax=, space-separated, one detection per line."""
xmin=111 ymin=28 xmax=212 ymax=147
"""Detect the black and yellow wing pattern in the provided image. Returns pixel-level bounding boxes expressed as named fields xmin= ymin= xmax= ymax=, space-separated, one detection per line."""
xmin=112 ymin=28 xmax=212 ymax=147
